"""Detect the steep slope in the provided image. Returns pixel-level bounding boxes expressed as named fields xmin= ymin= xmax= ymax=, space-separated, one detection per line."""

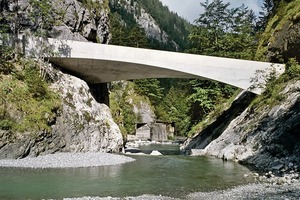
xmin=256 ymin=0 xmax=300 ymax=63
xmin=109 ymin=0 xmax=190 ymax=51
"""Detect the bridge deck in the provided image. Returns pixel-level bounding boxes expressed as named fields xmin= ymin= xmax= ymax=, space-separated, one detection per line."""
xmin=24 ymin=37 xmax=285 ymax=94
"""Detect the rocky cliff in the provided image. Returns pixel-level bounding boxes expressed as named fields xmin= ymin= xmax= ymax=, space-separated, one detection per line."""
xmin=187 ymin=80 xmax=300 ymax=173
xmin=182 ymin=0 xmax=300 ymax=174
xmin=0 ymin=0 xmax=110 ymax=43
xmin=256 ymin=0 xmax=300 ymax=63
xmin=0 ymin=0 xmax=124 ymax=158
xmin=0 ymin=68 xmax=123 ymax=159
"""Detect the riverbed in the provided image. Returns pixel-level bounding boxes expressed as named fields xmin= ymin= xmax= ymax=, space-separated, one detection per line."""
xmin=0 ymin=144 xmax=255 ymax=199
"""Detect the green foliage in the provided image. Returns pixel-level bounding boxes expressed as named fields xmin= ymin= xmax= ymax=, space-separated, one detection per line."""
xmin=108 ymin=0 xmax=262 ymax=138
xmin=187 ymin=80 xmax=236 ymax=124
xmin=109 ymin=10 xmax=148 ymax=48
xmin=188 ymin=0 xmax=257 ymax=59
xmin=0 ymin=44 xmax=15 ymax=75
xmin=183 ymin=0 xmax=257 ymax=136
xmin=0 ymin=119 xmax=14 ymax=130
xmin=110 ymin=82 xmax=148 ymax=137
xmin=187 ymin=89 xmax=241 ymax=137
xmin=135 ymin=0 xmax=191 ymax=50
xmin=134 ymin=79 xmax=163 ymax=106
xmin=0 ymin=59 xmax=61 ymax=133
xmin=29 ymin=0 xmax=56 ymax=36
xmin=256 ymin=0 xmax=300 ymax=61
xmin=82 ymin=0 xmax=108 ymax=18
xmin=251 ymin=58 xmax=300 ymax=109
xmin=109 ymin=0 xmax=191 ymax=51
xmin=23 ymin=61 xmax=48 ymax=99
xmin=286 ymin=58 xmax=300 ymax=79
xmin=156 ymin=87 xmax=191 ymax=136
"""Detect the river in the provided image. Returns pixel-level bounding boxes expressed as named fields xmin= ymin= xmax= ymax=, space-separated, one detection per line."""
xmin=0 ymin=144 xmax=254 ymax=199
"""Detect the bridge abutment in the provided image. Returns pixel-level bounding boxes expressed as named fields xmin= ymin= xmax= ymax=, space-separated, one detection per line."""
xmin=88 ymin=83 xmax=110 ymax=106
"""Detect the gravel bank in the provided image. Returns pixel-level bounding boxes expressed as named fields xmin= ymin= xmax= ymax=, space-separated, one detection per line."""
xmin=0 ymin=153 xmax=135 ymax=168
xmin=188 ymin=182 xmax=300 ymax=200
xmin=64 ymin=182 xmax=300 ymax=200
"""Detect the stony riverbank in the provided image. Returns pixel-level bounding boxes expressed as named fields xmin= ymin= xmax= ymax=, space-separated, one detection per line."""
xmin=64 ymin=181 xmax=300 ymax=200
xmin=0 ymin=152 xmax=135 ymax=168
xmin=188 ymin=181 xmax=300 ymax=200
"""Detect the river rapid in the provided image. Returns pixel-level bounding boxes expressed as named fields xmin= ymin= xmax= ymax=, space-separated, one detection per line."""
xmin=0 ymin=144 xmax=255 ymax=199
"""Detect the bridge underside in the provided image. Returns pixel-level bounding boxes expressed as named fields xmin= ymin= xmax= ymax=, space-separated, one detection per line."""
xmin=31 ymin=38 xmax=284 ymax=95
xmin=48 ymin=58 xmax=202 ymax=84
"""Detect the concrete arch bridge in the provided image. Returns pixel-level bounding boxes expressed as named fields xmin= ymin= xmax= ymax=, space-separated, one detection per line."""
xmin=24 ymin=38 xmax=285 ymax=101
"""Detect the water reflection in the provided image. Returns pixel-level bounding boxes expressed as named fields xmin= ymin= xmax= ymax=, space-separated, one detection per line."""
xmin=0 ymin=146 xmax=254 ymax=199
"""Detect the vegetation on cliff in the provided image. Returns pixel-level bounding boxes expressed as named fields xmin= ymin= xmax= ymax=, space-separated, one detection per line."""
xmin=253 ymin=0 xmax=300 ymax=108
xmin=109 ymin=0 xmax=190 ymax=51
xmin=0 ymin=0 xmax=61 ymax=133
xmin=256 ymin=0 xmax=300 ymax=62
xmin=0 ymin=55 xmax=61 ymax=133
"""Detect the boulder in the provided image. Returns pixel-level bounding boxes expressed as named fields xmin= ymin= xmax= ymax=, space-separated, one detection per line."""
xmin=150 ymin=150 xmax=162 ymax=156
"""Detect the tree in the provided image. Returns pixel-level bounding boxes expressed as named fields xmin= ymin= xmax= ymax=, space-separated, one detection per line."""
xmin=186 ymin=0 xmax=255 ymax=128
xmin=156 ymin=87 xmax=191 ymax=136
xmin=29 ymin=0 xmax=55 ymax=37
xmin=126 ymin=26 xmax=148 ymax=48
xmin=257 ymin=0 xmax=275 ymax=31
xmin=188 ymin=0 xmax=257 ymax=59
xmin=188 ymin=0 xmax=230 ymax=55
xmin=134 ymin=78 xmax=163 ymax=106
xmin=110 ymin=12 xmax=127 ymax=46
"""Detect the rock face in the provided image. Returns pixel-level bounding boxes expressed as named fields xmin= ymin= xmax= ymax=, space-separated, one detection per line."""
xmin=53 ymin=0 xmax=110 ymax=43
xmin=0 ymin=0 xmax=124 ymax=158
xmin=256 ymin=1 xmax=300 ymax=63
xmin=268 ymin=22 xmax=300 ymax=63
xmin=181 ymin=91 xmax=256 ymax=152
xmin=0 ymin=0 xmax=110 ymax=43
xmin=51 ymin=71 xmax=123 ymax=154
xmin=109 ymin=0 xmax=177 ymax=49
xmin=133 ymin=100 xmax=155 ymax=124
xmin=186 ymin=81 xmax=300 ymax=173
xmin=0 ymin=69 xmax=124 ymax=159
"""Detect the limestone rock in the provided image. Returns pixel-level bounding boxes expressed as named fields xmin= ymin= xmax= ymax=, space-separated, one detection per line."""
xmin=150 ymin=150 xmax=162 ymax=156
xmin=110 ymin=0 xmax=177 ymax=48
xmin=0 ymin=0 xmax=120 ymax=158
xmin=1 ymin=0 xmax=110 ymax=44
xmin=50 ymin=71 xmax=123 ymax=154
xmin=183 ymin=80 xmax=300 ymax=173
xmin=133 ymin=101 xmax=155 ymax=124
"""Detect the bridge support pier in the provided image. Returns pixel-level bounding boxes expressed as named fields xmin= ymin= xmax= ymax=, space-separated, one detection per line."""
xmin=88 ymin=83 xmax=110 ymax=106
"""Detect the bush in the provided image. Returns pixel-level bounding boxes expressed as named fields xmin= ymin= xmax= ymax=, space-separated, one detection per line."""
xmin=0 ymin=119 xmax=14 ymax=130
xmin=286 ymin=58 xmax=300 ymax=79
xmin=0 ymin=45 xmax=15 ymax=75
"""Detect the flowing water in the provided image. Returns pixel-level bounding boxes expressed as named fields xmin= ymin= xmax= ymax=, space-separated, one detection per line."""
xmin=0 ymin=144 xmax=254 ymax=199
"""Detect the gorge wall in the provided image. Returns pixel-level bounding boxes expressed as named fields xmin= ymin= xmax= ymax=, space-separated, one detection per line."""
xmin=185 ymin=80 xmax=300 ymax=173
xmin=182 ymin=0 xmax=300 ymax=173
xmin=0 ymin=0 xmax=124 ymax=158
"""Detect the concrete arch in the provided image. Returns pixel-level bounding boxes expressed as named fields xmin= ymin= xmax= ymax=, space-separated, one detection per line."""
xmin=41 ymin=38 xmax=285 ymax=94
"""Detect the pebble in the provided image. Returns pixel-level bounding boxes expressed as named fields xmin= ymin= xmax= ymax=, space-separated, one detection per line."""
xmin=0 ymin=152 xmax=135 ymax=168
xmin=64 ymin=182 xmax=300 ymax=200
